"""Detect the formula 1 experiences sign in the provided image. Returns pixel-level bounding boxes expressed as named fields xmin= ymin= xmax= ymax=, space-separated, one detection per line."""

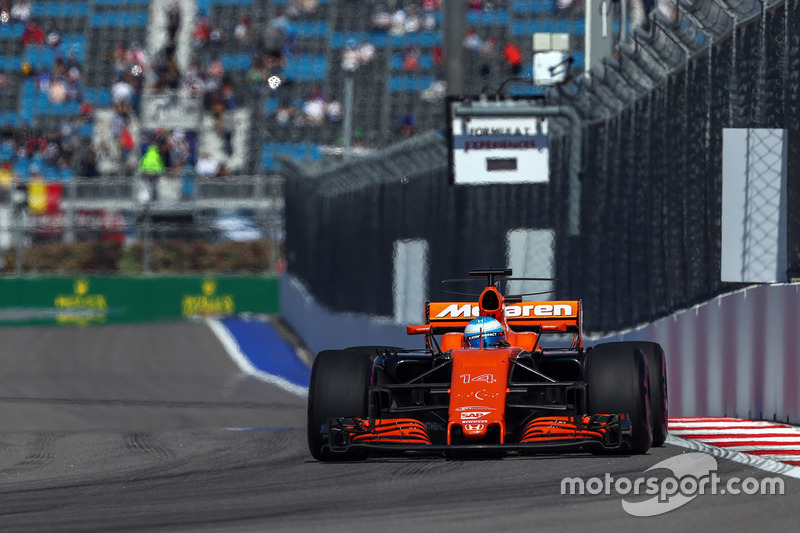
xmin=450 ymin=116 xmax=549 ymax=185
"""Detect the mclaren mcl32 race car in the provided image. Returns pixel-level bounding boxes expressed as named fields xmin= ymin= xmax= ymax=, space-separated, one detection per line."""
xmin=307 ymin=269 xmax=668 ymax=461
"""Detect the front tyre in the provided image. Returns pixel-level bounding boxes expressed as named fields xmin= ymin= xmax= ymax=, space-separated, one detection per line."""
xmin=631 ymin=342 xmax=668 ymax=446
xmin=585 ymin=343 xmax=652 ymax=454
xmin=307 ymin=349 xmax=373 ymax=461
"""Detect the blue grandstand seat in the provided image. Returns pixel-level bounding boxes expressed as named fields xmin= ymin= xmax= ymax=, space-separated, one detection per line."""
xmin=331 ymin=32 xmax=389 ymax=49
xmin=390 ymin=31 xmax=440 ymax=48
xmin=0 ymin=142 xmax=14 ymax=159
xmin=43 ymin=165 xmax=59 ymax=180
xmin=0 ymin=24 xmax=25 ymax=39
xmin=33 ymin=2 xmax=90 ymax=17
xmin=286 ymin=20 xmax=329 ymax=38
xmin=90 ymin=11 xmax=149 ymax=28
xmin=263 ymin=98 xmax=303 ymax=114
xmin=466 ymin=9 xmax=509 ymax=25
xmin=93 ymin=0 xmax=150 ymax=4
xmin=261 ymin=142 xmax=321 ymax=171
xmin=220 ymin=53 xmax=252 ymax=71
xmin=284 ymin=55 xmax=327 ymax=82
xmin=82 ymin=88 xmax=112 ymax=108
xmin=512 ymin=0 xmax=555 ymax=15
xmin=14 ymin=158 xmax=29 ymax=179
xmin=59 ymin=167 xmax=75 ymax=181
xmin=273 ymin=0 xmax=328 ymax=4
xmin=79 ymin=124 xmax=94 ymax=137
xmin=389 ymin=76 xmax=436 ymax=92
xmin=0 ymin=56 xmax=21 ymax=70
xmin=23 ymin=35 xmax=86 ymax=69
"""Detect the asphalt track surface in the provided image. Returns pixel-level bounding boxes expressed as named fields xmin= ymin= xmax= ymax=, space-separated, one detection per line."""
xmin=0 ymin=323 xmax=797 ymax=532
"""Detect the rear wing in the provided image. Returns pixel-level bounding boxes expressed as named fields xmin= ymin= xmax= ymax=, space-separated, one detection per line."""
xmin=425 ymin=300 xmax=582 ymax=334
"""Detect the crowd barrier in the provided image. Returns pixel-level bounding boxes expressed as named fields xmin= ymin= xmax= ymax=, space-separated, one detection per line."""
xmin=596 ymin=283 xmax=800 ymax=426
xmin=0 ymin=275 xmax=279 ymax=326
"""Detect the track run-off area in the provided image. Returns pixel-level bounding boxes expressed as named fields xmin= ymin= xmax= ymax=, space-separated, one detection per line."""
xmin=0 ymin=321 xmax=797 ymax=532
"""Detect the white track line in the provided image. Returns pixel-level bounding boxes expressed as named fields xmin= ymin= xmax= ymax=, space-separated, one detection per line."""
xmin=205 ymin=318 xmax=308 ymax=398
xmin=666 ymin=435 xmax=800 ymax=479
xmin=670 ymin=428 xmax=800 ymax=435
xmin=720 ymin=445 xmax=800 ymax=451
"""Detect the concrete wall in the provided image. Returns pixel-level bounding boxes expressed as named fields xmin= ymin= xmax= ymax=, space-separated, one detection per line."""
xmin=596 ymin=284 xmax=800 ymax=424
xmin=280 ymin=275 xmax=424 ymax=357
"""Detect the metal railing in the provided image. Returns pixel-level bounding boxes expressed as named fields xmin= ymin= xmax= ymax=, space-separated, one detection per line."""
xmin=0 ymin=175 xmax=284 ymax=276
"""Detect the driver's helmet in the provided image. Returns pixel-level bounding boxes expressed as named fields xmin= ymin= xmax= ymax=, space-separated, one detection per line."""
xmin=464 ymin=316 xmax=506 ymax=348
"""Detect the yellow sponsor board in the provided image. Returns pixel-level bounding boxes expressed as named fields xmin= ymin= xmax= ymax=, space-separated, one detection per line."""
xmin=54 ymin=278 xmax=109 ymax=325
xmin=181 ymin=278 xmax=235 ymax=317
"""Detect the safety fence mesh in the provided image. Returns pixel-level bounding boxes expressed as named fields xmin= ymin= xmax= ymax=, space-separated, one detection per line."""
xmin=283 ymin=0 xmax=800 ymax=333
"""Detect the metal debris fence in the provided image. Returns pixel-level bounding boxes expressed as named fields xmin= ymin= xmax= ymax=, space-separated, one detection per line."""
xmin=283 ymin=0 xmax=799 ymax=333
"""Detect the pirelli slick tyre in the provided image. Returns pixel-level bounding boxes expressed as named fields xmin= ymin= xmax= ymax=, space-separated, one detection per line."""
xmin=307 ymin=349 xmax=373 ymax=461
xmin=631 ymin=342 xmax=668 ymax=447
xmin=585 ymin=343 xmax=652 ymax=454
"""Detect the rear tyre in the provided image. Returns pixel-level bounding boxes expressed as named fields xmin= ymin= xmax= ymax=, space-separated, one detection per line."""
xmin=307 ymin=349 xmax=373 ymax=461
xmin=632 ymin=342 xmax=668 ymax=447
xmin=585 ymin=343 xmax=652 ymax=454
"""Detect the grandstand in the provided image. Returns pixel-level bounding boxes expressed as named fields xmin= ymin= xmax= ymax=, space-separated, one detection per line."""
xmin=0 ymin=0 xmax=594 ymax=181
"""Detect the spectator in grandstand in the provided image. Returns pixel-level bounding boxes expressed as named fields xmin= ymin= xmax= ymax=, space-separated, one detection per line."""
xmin=358 ymin=39 xmax=376 ymax=65
xmin=402 ymin=46 xmax=420 ymax=71
xmin=264 ymin=44 xmax=286 ymax=79
xmin=46 ymin=25 xmax=62 ymax=48
xmin=140 ymin=142 xmax=165 ymax=200
xmin=326 ymin=98 xmax=342 ymax=122
xmin=463 ymin=27 xmax=482 ymax=54
xmin=303 ymin=97 xmax=325 ymax=126
xmin=469 ymin=0 xmax=484 ymax=11
xmin=371 ymin=4 xmax=391 ymax=32
xmin=208 ymin=20 xmax=227 ymax=49
xmin=389 ymin=6 xmax=406 ymax=36
xmin=21 ymin=19 xmax=44 ymax=46
xmin=479 ymin=36 xmax=497 ymax=79
xmin=275 ymin=99 xmax=298 ymax=126
xmin=109 ymin=41 xmax=128 ymax=78
xmin=195 ymin=152 xmax=220 ymax=178
xmin=503 ymin=41 xmax=523 ymax=76
xmin=193 ymin=11 xmax=210 ymax=48
xmin=341 ymin=41 xmax=360 ymax=72
xmin=421 ymin=79 xmax=446 ymax=102
xmin=0 ymin=161 xmax=15 ymax=194
xmin=126 ymin=42 xmax=148 ymax=72
xmin=0 ymin=1 xmax=10 ymax=24
xmin=78 ymin=149 xmax=100 ymax=179
xmin=397 ymin=109 xmax=417 ymax=137
xmin=431 ymin=45 xmax=443 ymax=68
xmin=0 ymin=68 xmax=6 ymax=94
xmin=112 ymin=74 xmax=135 ymax=111
xmin=234 ymin=16 xmax=253 ymax=45
xmin=404 ymin=4 xmax=422 ymax=33
xmin=422 ymin=7 xmax=437 ymax=31
xmin=10 ymin=0 xmax=30 ymax=22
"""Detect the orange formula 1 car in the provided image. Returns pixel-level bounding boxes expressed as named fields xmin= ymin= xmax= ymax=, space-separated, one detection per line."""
xmin=307 ymin=269 xmax=668 ymax=461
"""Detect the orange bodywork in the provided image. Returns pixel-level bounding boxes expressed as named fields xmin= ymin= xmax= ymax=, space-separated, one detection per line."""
xmin=447 ymin=347 xmax=521 ymax=443
xmin=348 ymin=418 xmax=432 ymax=445
xmin=519 ymin=415 xmax=615 ymax=443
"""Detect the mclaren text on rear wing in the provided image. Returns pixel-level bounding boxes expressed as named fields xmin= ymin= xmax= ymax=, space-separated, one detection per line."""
xmin=426 ymin=301 xmax=581 ymax=332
